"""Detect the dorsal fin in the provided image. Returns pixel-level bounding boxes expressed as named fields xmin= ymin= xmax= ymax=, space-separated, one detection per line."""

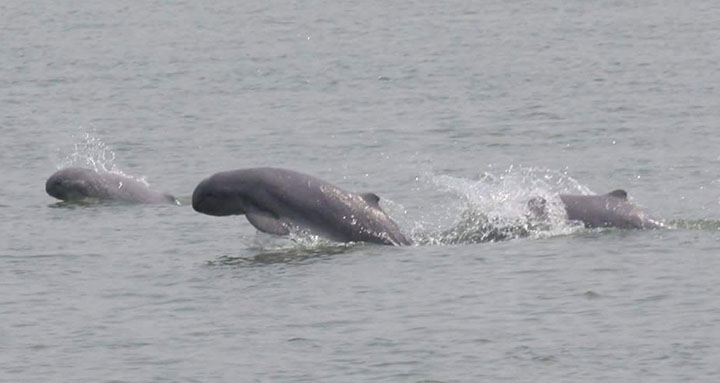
xmin=360 ymin=192 xmax=380 ymax=205
xmin=607 ymin=189 xmax=628 ymax=200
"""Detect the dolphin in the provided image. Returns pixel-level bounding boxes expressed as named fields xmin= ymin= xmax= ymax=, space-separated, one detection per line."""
xmin=46 ymin=167 xmax=178 ymax=204
xmin=528 ymin=189 xmax=663 ymax=229
xmin=192 ymin=167 xmax=412 ymax=246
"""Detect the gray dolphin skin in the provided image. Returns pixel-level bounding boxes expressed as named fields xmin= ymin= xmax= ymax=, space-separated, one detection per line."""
xmin=530 ymin=189 xmax=663 ymax=229
xmin=192 ymin=167 xmax=412 ymax=246
xmin=46 ymin=167 xmax=178 ymax=204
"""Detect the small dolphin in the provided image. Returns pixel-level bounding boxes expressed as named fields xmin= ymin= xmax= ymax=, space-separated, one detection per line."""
xmin=46 ymin=167 xmax=178 ymax=204
xmin=529 ymin=189 xmax=663 ymax=229
xmin=192 ymin=167 xmax=412 ymax=246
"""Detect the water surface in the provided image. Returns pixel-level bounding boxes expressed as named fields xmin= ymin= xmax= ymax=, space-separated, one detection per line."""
xmin=2 ymin=1 xmax=720 ymax=382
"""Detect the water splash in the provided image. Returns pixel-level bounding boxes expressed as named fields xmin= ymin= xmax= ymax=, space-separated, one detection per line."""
xmin=410 ymin=166 xmax=591 ymax=245
xmin=54 ymin=128 xmax=149 ymax=186
xmin=56 ymin=128 xmax=119 ymax=173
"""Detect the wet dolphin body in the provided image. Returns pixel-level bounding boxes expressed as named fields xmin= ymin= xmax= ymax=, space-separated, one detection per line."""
xmin=529 ymin=189 xmax=663 ymax=229
xmin=46 ymin=167 xmax=178 ymax=204
xmin=192 ymin=167 xmax=412 ymax=246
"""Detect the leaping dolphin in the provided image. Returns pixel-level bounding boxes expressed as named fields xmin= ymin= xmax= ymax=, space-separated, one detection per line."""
xmin=46 ymin=167 xmax=178 ymax=204
xmin=529 ymin=189 xmax=663 ymax=229
xmin=191 ymin=167 xmax=412 ymax=246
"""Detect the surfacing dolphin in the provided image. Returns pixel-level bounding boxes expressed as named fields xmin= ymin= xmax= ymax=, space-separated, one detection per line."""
xmin=529 ymin=189 xmax=663 ymax=229
xmin=46 ymin=167 xmax=178 ymax=204
xmin=192 ymin=167 xmax=412 ymax=246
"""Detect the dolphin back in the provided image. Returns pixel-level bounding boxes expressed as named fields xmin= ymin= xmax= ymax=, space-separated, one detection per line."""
xmin=559 ymin=190 xmax=662 ymax=229
xmin=250 ymin=168 xmax=411 ymax=245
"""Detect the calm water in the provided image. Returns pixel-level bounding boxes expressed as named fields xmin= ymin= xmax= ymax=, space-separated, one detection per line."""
xmin=3 ymin=1 xmax=720 ymax=382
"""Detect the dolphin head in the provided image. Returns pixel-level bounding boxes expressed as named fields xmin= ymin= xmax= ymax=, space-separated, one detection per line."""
xmin=192 ymin=173 xmax=247 ymax=216
xmin=46 ymin=167 xmax=99 ymax=201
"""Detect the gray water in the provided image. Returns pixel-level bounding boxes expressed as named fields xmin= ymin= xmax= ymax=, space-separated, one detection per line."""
xmin=3 ymin=1 xmax=720 ymax=382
